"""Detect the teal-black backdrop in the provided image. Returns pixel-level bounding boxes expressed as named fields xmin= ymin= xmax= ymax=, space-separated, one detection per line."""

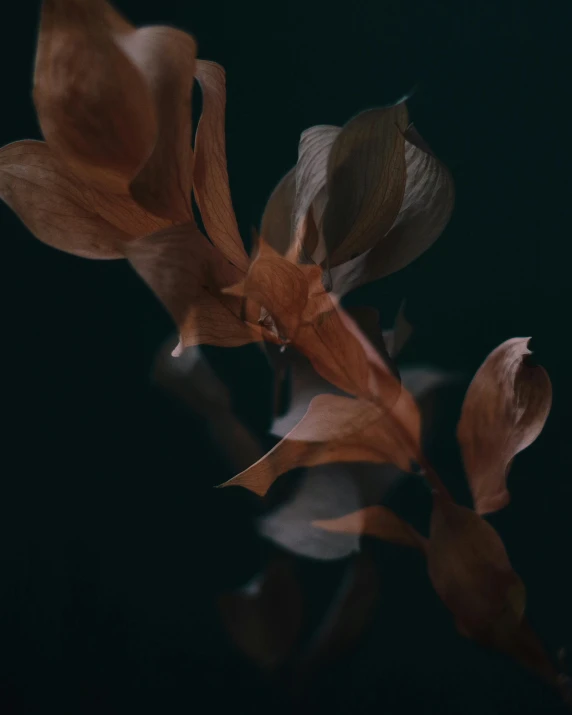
xmin=1 ymin=1 xmax=571 ymax=713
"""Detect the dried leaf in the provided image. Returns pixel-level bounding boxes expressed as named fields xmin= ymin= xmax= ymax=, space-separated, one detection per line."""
xmin=260 ymin=168 xmax=296 ymax=256
xmin=427 ymin=496 xmax=526 ymax=639
xmin=125 ymin=224 xmax=261 ymax=349
xmin=126 ymin=25 xmax=197 ymax=221
xmin=322 ymin=105 xmax=409 ymax=266
xmin=329 ymin=126 xmax=454 ymax=295
xmin=259 ymin=463 xmax=402 ymax=560
xmin=193 ymin=61 xmax=251 ymax=271
xmin=34 ymin=0 xmax=157 ymax=195
xmin=218 ymin=558 xmax=303 ymax=671
xmin=314 ymin=505 xmax=427 ymax=551
xmin=457 ymin=338 xmax=552 ymax=515
xmin=0 ymin=140 xmax=126 ymax=258
xmin=223 ymin=239 xmax=311 ymax=339
xmin=219 ymin=392 xmax=421 ymax=496
xmin=34 ymin=0 xmax=197 ymax=222
xmin=291 ymin=125 xmax=340 ymax=260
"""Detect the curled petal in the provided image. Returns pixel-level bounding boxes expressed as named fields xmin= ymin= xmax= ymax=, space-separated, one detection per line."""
xmin=219 ymin=393 xmax=421 ymax=496
xmin=322 ymin=105 xmax=409 ymax=266
xmin=34 ymin=0 xmax=157 ymax=194
xmin=125 ymin=224 xmax=261 ymax=349
xmin=457 ymin=338 xmax=552 ymax=515
xmin=314 ymin=505 xmax=427 ymax=551
xmin=0 ymin=140 xmax=126 ymax=258
xmin=193 ymin=61 xmax=250 ymax=271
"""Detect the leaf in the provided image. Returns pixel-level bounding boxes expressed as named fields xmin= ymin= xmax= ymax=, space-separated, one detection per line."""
xmin=313 ymin=505 xmax=427 ymax=551
xmin=329 ymin=125 xmax=454 ymax=294
xmin=427 ymin=496 xmax=526 ymax=639
xmin=126 ymin=25 xmax=197 ymax=222
xmin=260 ymin=168 xmax=297 ymax=256
xmin=34 ymin=0 xmax=197 ymax=222
xmin=34 ymin=0 xmax=158 ymax=195
xmin=0 ymin=140 xmax=126 ymax=258
xmin=125 ymin=224 xmax=262 ymax=349
xmin=218 ymin=558 xmax=303 ymax=671
xmin=259 ymin=463 xmax=402 ymax=560
xmin=219 ymin=392 xmax=421 ymax=496
xmin=456 ymin=337 xmax=552 ymax=515
xmin=291 ymin=125 xmax=340 ymax=260
xmin=193 ymin=61 xmax=251 ymax=271
xmin=322 ymin=105 xmax=409 ymax=266
xmin=223 ymin=239 xmax=311 ymax=339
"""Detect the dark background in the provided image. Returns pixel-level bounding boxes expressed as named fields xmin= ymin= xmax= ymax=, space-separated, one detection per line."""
xmin=1 ymin=0 xmax=571 ymax=713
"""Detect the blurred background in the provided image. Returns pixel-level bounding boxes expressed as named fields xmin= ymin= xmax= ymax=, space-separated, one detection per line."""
xmin=1 ymin=0 xmax=571 ymax=712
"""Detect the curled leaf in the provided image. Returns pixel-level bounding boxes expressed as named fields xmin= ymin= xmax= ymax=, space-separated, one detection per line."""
xmin=125 ymin=224 xmax=261 ymax=350
xmin=34 ymin=0 xmax=157 ymax=194
xmin=260 ymin=168 xmax=296 ymax=256
xmin=259 ymin=463 xmax=402 ymax=560
xmin=291 ymin=125 xmax=340 ymax=261
xmin=313 ymin=505 xmax=427 ymax=551
xmin=219 ymin=392 xmax=421 ymax=496
xmin=126 ymin=25 xmax=197 ymax=221
xmin=322 ymin=105 xmax=409 ymax=266
xmin=193 ymin=61 xmax=250 ymax=271
xmin=0 ymin=140 xmax=126 ymax=258
xmin=457 ymin=338 xmax=552 ymax=515
xmin=218 ymin=558 xmax=303 ymax=671
xmin=427 ymin=496 xmax=526 ymax=639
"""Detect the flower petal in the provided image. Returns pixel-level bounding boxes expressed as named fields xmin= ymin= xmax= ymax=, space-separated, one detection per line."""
xmin=219 ymin=392 xmax=421 ymax=496
xmin=321 ymin=105 xmax=409 ymax=267
xmin=0 ymin=140 xmax=127 ymax=258
xmin=33 ymin=0 xmax=157 ymax=195
xmin=193 ymin=61 xmax=251 ymax=271
xmin=125 ymin=224 xmax=261 ymax=349
xmin=457 ymin=338 xmax=552 ymax=515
